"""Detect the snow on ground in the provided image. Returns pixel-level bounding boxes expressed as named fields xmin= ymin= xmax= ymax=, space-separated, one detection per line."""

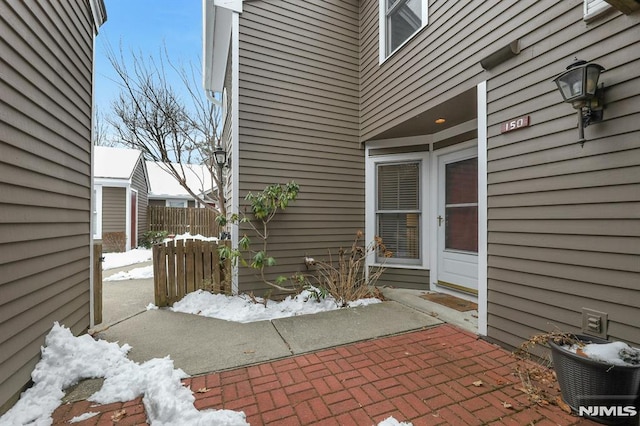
xmin=170 ymin=289 xmax=381 ymax=323
xmin=378 ymin=417 xmax=413 ymax=426
xmin=0 ymin=242 xmax=407 ymax=425
xmin=164 ymin=232 xmax=218 ymax=243
xmin=102 ymin=248 xmax=152 ymax=270
xmin=102 ymin=233 xmax=213 ymax=271
xmin=105 ymin=265 xmax=154 ymax=281
xmin=0 ymin=323 xmax=248 ymax=426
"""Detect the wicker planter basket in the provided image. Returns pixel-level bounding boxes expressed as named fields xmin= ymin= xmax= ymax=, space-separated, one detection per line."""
xmin=549 ymin=335 xmax=640 ymax=425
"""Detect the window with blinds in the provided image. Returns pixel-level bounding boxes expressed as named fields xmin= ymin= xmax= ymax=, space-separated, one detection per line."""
xmin=376 ymin=161 xmax=421 ymax=264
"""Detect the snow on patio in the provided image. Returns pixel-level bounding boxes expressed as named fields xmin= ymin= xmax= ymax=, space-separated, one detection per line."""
xmin=1 ymin=239 xmax=409 ymax=425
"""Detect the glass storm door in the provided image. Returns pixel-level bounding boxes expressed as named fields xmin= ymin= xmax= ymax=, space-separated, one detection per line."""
xmin=437 ymin=147 xmax=478 ymax=295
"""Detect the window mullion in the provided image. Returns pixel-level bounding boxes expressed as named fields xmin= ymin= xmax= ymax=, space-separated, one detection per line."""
xmin=386 ymin=0 xmax=406 ymax=16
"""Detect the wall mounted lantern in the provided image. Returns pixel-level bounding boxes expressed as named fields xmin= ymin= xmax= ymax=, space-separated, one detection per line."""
xmin=553 ymin=59 xmax=605 ymax=144
xmin=213 ymin=145 xmax=227 ymax=168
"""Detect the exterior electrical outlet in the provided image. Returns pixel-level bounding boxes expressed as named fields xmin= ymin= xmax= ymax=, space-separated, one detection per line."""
xmin=582 ymin=308 xmax=608 ymax=339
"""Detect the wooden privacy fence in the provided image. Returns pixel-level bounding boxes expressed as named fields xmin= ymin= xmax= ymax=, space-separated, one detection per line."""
xmin=153 ymin=239 xmax=231 ymax=307
xmin=148 ymin=206 xmax=220 ymax=237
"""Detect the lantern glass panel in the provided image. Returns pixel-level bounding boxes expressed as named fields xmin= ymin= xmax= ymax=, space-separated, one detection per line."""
xmin=214 ymin=148 xmax=226 ymax=167
xmin=555 ymin=68 xmax=585 ymax=101
xmin=585 ymin=65 xmax=601 ymax=96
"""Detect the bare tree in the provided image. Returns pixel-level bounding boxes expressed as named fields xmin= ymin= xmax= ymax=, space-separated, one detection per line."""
xmin=93 ymin=105 xmax=119 ymax=147
xmin=105 ymin=43 xmax=226 ymax=219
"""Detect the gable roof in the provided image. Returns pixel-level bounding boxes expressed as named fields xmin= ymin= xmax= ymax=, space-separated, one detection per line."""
xmin=146 ymin=161 xmax=214 ymax=199
xmin=94 ymin=146 xmax=144 ymax=180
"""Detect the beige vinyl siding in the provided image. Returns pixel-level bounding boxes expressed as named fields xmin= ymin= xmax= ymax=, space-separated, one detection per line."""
xmin=0 ymin=0 xmax=96 ymax=411
xmin=484 ymin=3 xmax=640 ymax=348
xmin=102 ymin=187 xmax=126 ymax=233
xmin=376 ymin=268 xmax=430 ymax=290
xmin=358 ymin=0 xmax=639 ymax=347
xmin=237 ymin=0 xmax=363 ymax=294
xmin=131 ymin=159 xmax=148 ymax=242
xmin=360 ymin=1 xmax=565 ymax=142
xmin=222 ymin=45 xmax=233 ymax=217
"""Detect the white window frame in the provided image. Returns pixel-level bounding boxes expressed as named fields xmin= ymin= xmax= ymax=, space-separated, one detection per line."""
xmin=93 ymin=185 xmax=103 ymax=240
xmin=166 ymin=199 xmax=188 ymax=208
xmin=379 ymin=0 xmax=429 ymax=63
xmin=366 ymin=151 xmax=430 ymax=268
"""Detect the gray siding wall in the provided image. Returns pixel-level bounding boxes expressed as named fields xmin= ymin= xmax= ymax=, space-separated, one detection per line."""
xmin=0 ymin=0 xmax=96 ymax=411
xmin=238 ymin=0 xmax=363 ymax=294
xmin=360 ymin=0 xmax=488 ymax=141
xmin=102 ymin=187 xmax=126 ymax=233
xmin=484 ymin=2 xmax=640 ymax=348
xmin=359 ymin=0 xmax=639 ymax=347
xmin=131 ymin=159 xmax=148 ymax=242
xmin=376 ymin=268 xmax=430 ymax=291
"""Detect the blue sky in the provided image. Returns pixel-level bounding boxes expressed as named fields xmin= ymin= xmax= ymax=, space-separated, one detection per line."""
xmin=94 ymin=0 xmax=203 ymax=114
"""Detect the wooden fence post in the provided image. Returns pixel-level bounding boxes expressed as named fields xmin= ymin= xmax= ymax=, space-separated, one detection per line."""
xmin=153 ymin=244 xmax=168 ymax=307
xmin=185 ymin=240 xmax=195 ymax=294
xmin=175 ymin=239 xmax=185 ymax=301
xmin=166 ymin=240 xmax=176 ymax=304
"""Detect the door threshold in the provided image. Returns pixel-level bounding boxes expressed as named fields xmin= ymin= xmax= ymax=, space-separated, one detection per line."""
xmin=437 ymin=280 xmax=478 ymax=296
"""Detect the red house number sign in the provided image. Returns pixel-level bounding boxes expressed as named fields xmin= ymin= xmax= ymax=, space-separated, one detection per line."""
xmin=501 ymin=115 xmax=530 ymax=133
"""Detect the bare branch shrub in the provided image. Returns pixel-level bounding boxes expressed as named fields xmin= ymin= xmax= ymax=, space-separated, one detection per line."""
xmin=102 ymin=232 xmax=127 ymax=253
xmin=309 ymin=231 xmax=391 ymax=306
xmin=512 ymin=331 xmax=581 ymax=408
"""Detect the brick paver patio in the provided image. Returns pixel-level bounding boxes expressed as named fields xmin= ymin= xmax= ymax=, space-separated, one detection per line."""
xmin=52 ymin=324 xmax=599 ymax=425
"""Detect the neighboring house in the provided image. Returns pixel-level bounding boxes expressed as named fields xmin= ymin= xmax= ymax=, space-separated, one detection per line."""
xmin=0 ymin=0 xmax=106 ymax=412
xmin=94 ymin=146 xmax=149 ymax=252
xmin=203 ymin=0 xmax=639 ymax=349
xmin=146 ymin=161 xmax=216 ymax=209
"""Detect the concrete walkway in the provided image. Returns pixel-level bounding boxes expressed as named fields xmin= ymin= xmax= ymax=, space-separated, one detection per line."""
xmin=53 ymin=270 xmax=598 ymax=425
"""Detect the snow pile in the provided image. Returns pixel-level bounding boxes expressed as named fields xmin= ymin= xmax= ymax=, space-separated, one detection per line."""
xmin=378 ymin=416 xmax=413 ymax=426
xmin=102 ymin=248 xmax=152 ymax=270
xmin=171 ymin=288 xmax=381 ymax=323
xmin=164 ymin=232 xmax=218 ymax=243
xmin=69 ymin=412 xmax=99 ymax=423
xmin=0 ymin=323 xmax=247 ymax=426
xmin=572 ymin=341 xmax=640 ymax=367
xmin=105 ymin=265 xmax=154 ymax=281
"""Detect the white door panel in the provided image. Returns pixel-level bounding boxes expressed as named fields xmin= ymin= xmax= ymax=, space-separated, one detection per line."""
xmin=437 ymin=146 xmax=478 ymax=296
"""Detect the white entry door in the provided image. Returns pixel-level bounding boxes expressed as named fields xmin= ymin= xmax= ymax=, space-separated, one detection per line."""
xmin=436 ymin=147 xmax=478 ymax=296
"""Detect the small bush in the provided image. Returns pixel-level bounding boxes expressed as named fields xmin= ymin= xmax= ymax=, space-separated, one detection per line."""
xmin=140 ymin=230 xmax=169 ymax=248
xmin=309 ymin=231 xmax=391 ymax=306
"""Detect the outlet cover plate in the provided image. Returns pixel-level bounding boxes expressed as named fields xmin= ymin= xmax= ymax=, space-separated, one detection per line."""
xmin=581 ymin=308 xmax=608 ymax=339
